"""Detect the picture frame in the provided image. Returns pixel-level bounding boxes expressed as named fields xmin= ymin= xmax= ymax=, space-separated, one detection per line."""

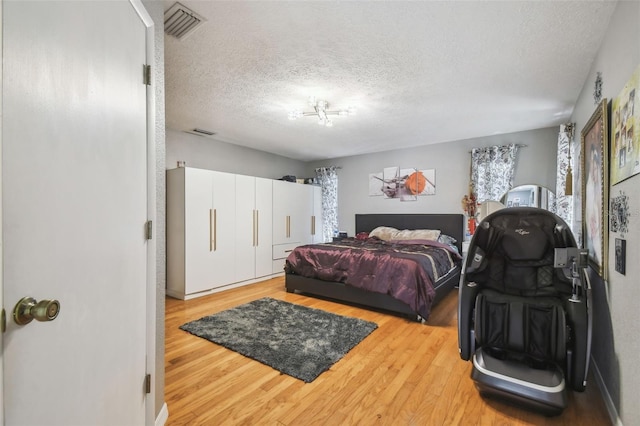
xmin=368 ymin=167 xmax=436 ymax=199
xmin=581 ymin=98 xmax=609 ymax=279
xmin=615 ymin=238 xmax=626 ymax=275
xmin=610 ymin=64 xmax=639 ymax=185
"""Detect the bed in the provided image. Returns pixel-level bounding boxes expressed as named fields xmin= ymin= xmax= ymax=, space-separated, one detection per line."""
xmin=285 ymin=213 xmax=464 ymax=322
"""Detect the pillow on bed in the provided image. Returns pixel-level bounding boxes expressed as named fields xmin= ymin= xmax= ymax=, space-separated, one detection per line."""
xmin=438 ymin=234 xmax=458 ymax=245
xmin=368 ymin=226 xmax=399 ymax=241
xmin=393 ymin=229 xmax=441 ymax=241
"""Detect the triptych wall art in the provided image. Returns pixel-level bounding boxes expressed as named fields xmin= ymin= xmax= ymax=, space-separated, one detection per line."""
xmin=368 ymin=167 xmax=435 ymax=201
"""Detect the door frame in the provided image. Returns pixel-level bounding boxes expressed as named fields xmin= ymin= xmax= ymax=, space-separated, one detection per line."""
xmin=0 ymin=1 xmax=158 ymax=425
xmin=1 ymin=0 xmax=5 ymax=423
xmin=130 ymin=1 xmax=157 ymax=425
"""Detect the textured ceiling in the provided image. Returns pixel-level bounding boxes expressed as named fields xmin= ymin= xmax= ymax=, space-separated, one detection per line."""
xmin=164 ymin=1 xmax=617 ymax=162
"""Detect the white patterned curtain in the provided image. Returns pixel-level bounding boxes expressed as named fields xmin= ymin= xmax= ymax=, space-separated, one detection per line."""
xmin=471 ymin=144 xmax=520 ymax=202
xmin=315 ymin=166 xmax=339 ymax=243
xmin=555 ymin=123 xmax=574 ymax=227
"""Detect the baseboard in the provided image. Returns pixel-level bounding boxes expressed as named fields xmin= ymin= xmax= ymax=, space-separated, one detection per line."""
xmin=167 ymin=275 xmax=281 ymax=301
xmin=590 ymin=357 xmax=623 ymax=426
xmin=155 ymin=402 xmax=169 ymax=426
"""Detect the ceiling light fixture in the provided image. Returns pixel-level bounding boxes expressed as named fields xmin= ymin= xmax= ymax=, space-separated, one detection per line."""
xmin=288 ymin=96 xmax=356 ymax=127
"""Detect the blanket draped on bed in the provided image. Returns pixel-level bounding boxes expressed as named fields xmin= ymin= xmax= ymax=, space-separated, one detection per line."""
xmin=284 ymin=238 xmax=461 ymax=319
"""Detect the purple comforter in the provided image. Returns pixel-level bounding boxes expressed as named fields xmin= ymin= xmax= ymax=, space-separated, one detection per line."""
xmin=284 ymin=238 xmax=462 ymax=319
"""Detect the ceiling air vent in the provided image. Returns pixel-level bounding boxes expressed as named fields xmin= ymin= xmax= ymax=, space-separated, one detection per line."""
xmin=186 ymin=128 xmax=216 ymax=137
xmin=164 ymin=2 xmax=206 ymax=40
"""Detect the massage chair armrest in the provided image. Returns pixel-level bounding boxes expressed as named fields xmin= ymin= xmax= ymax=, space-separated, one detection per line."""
xmin=458 ymin=280 xmax=480 ymax=360
xmin=565 ymin=283 xmax=592 ymax=392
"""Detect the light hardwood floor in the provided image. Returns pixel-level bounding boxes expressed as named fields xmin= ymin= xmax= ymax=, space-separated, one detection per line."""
xmin=165 ymin=277 xmax=611 ymax=425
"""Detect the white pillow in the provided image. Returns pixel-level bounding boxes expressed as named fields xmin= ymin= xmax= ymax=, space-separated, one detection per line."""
xmin=393 ymin=229 xmax=441 ymax=241
xmin=368 ymin=226 xmax=399 ymax=241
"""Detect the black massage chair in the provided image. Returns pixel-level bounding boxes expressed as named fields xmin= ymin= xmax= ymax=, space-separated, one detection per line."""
xmin=458 ymin=207 xmax=591 ymax=415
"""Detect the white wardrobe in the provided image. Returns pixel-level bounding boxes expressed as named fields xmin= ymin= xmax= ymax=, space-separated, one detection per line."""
xmin=271 ymin=180 xmax=323 ymax=274
xmin=167 ymin=167 xmax=275 ymax=299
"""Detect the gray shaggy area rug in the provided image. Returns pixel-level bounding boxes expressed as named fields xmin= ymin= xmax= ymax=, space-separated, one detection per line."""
xmin=180 ymin=297 xmax=378 ymax=383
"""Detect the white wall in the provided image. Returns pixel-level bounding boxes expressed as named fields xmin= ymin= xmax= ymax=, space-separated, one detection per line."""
xmin=571 ymin=2 xmax=640 ymax=424
xmin=307 ymin=127 xmax=558 ymax=236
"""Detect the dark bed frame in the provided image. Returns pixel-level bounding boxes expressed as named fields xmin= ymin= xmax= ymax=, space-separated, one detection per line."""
xmin=285 ymin=213 xmax=465 ymax=321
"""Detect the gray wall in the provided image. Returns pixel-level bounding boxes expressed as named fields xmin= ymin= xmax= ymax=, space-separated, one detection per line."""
xmin=158 ymin=5 xmax=640 ymax=423
xmin=141 ymin=0 xmax=166 ymax=419
xmin=571 ymin=1 xmax=640 ymax=424
xmin=306 ymin=127 xmax=558 ymax=236
xmin=166 ymin=129 xmax=308 ymax=180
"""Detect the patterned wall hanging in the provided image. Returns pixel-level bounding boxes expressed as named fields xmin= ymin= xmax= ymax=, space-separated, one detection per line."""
xmin=610 ymin=191 xmax=630 ymax=236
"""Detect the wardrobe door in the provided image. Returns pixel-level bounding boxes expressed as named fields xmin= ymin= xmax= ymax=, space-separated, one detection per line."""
xmin=291 ymin=184 xmax=314 ymax=244
xmin=183 ymin=167 xmax=216 ymax=294
xmin=292 ymin=183 xmax=313 ymax=244
xmin=272 ymin=180 xmax=295 ymax=245
xmin=311 ymin=185 xmax=325 ymax=243
xmin=235 ymin=174 xmax=256 ymax=282
xmin=255 ymin=177 xmax=273 ymax=278
xmin=210 ymin=170 xmax=237 ymax=288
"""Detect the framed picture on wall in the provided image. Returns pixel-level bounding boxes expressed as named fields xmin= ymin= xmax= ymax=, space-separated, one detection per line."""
xmin=610 ymin=64 xmax=640 ymax=185
xmin=581 ymin=98 xmax=609 ymax=279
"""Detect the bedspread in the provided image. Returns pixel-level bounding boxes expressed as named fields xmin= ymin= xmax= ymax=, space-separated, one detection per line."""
xmin=284 ymin=238 xmax=461 ymax=319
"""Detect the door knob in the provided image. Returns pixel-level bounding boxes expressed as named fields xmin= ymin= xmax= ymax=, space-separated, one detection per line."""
xmin=13 ymin=297 xmax=60 ymax=325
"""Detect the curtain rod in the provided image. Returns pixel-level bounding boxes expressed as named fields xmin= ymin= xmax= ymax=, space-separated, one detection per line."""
xmin=468 ymin=144 xmax=527 ymax=153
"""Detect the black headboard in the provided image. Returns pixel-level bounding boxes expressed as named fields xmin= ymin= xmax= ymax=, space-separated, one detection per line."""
xmin=355 ymin=214 xmax=465 ymax=253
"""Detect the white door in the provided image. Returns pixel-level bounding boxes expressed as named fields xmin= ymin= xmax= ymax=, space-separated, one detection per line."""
xmin=2 ymin=1 xmax=149 ymax=425
xmin=272 ymin=180 xmax=290 ymax=244
xmin=273 ymin=180 xmax=307 ymax=245
xmin=312 ymin=186 xmax=325 ymax=243
xmin=254 ymin=178 xmax=273 ymax=278
xmin=185 ymin=167 xmax=217 ymax=293
xmin=292 ymin=183 xmax=313 ymax=243
xmin=235 ymin=174 xmax=256 ymax=283
xmin=211 ymin=171 xmax=236 ymax=287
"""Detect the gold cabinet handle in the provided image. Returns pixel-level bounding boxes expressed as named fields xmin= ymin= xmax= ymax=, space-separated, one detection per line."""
xmin=252 ymin=209 xmax=259 ymax=247
xmin=209 ymin=209 xmax=213 ymax=251
xmin=210 ymin=209 xmax=217 ymax=251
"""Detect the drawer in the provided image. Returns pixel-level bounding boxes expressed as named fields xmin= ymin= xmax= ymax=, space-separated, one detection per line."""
xmin=273 ymin=259 xmax=285 ymax=275
xmin=273 ymin=242 xmax=300 ymax=260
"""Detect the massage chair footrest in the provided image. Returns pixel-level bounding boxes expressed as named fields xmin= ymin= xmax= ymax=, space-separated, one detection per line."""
xmin=471 ymin=349 xmax=567 ymax=416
